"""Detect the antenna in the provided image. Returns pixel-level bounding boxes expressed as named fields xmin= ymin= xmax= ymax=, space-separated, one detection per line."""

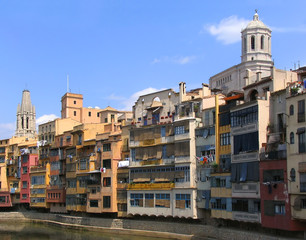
xmin=67 ymin=74 xmax=69 ymax=93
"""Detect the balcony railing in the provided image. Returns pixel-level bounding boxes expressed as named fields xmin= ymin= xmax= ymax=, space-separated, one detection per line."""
xmin=259 ymin=150 xmax=287 ymax=160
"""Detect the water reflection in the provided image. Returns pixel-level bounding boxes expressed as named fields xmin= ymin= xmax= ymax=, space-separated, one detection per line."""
xmin=0 ymin=222 xmax=172 ymax=240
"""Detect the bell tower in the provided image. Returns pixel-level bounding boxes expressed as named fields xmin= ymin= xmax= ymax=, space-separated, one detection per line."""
xmin=241 ymin=10 xmax=272 ymax=63
xmin=15 ymin=89 xmax=37 ymax=138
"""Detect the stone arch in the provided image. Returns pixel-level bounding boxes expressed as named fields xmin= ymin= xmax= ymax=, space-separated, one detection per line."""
xmin=249 ymin=89 xmax=258 ymax=101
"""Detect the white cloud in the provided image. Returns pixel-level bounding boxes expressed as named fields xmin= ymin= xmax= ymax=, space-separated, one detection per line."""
xmin=36 ymin=114 xmax=59 ymax=126
xmin=0 ymin=123 xmax=15 ymax=139
xmin=151 ymin=55 xmax=196 ymax=65
xmin=107 ymin=87 xmax=165 ymax=111
xmin=204 ymin=15 xmax=249 ymax=45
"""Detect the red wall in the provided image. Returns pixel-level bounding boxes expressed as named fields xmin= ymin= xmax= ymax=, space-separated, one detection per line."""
xmin=260 ymin=159 xmax=305 ymax=231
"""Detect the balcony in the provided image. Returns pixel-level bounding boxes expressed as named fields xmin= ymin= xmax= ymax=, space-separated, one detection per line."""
xmin=175 ymin=156 xmax=191 ymax=163
xmin=6 ymin=159 xmax=16 ymax=165
xmin=232 ymin=152 xmax=258 ymax=163
xmin=260 ymin=150 xmax=287 ymax=160
xmin=30 ymin=166 xmax=46 ymax=173
xmin=232 ymin=211 xmax=261 ymax=223
xmin=161 ymin=136 xmax=174 ymax=144
xmin=128 ymin=182 xmax=174 ymax=190
xmin=174 ymin=132 xmax=190 ymax=141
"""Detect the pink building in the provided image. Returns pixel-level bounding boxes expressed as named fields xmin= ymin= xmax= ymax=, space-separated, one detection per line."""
xmin=20 ymin=154 xmax=38 ymax=204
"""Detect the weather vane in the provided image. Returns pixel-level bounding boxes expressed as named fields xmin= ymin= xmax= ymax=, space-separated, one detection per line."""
xmin=255 ymin=9 xmax=258 ymax=13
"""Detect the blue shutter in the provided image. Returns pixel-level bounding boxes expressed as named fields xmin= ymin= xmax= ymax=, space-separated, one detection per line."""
xmin=226 ymin=198 xmax=232 ymax=212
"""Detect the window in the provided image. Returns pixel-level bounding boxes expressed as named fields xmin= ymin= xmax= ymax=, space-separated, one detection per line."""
xmin=103 ymin=159 xmax=111 ymax=169
xmin=77 ymin=134 xmax=82 ymax=145
xmin=290 ymin=132 xmax=295 ymax=144
xmin=261 ymin=35 xmax=264 ymax=49
xmin=22 ymin=194 xmax=27 ymax=199
xmin=175 ymin=194 xmax=190 ymax=209
xmin=298 ymin=130 xmax=306 ymax=153
xmin=289 ymin=105 xmax=294 ymax=116
xmin=88 ymin=112 xmax=91 ymax=117
xmin=103 ymin=177 xmax=111 ymax=187
xmin=130 ymin=193 xmax=143 ymax=207
xmin=300 ymin=173 xmax=306 ymax=192
xmin=145 ymin=193 xmax=154 ymax=208
xmin=22 ymin=181 xmax=27 ymax=189
xmin=231 ymin=106 xmax=258 ymax=127
xmin=90 ymin=200 xmax=99 ymax=208
xmin=74 ymin=111 xmax=76 ymax=116
xmin=175 ymin=126 xmax=185 ymax=135
xmin=233 ymin=132 xmax=259 ymax=154
xmin=22 ymin=166 xmax=28 ymax=174
xmin=155 ymin=193 xmax=170 ymax=208
xmin=298 ymin=100 xmax=305 ymax=123
xmin=97 ymin=113 xmax=99 ymax=117
xmin=131 ymin=149 xmax=136 ymax=161
xmin=251 ymin=35 xmax=255 ymax=50
xmin=161 ymin=126 xmax=166 ymax=137
xmin=31 ymin=175 xmax=45 ymax=185
xmin=74 ymin=101 xmax=76 ymax=104
xmin=162 ymin=145 xmax=167 ymax=159
xmin=275 ymin=203 xmax=285 ymax=215
xmin=290 ymin=168 xmax=296 ymax=182
xmin=263 ymin=169 xmax=284 ymax=182
xmin=103 ymin=143 xmax=111 ymax=152
xmin=104 ymin=118 xmax=108 ymax=123
xmin=220 ymin=133 xmax=231 ymax=146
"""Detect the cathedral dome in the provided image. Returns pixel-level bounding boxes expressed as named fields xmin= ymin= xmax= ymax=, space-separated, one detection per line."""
xmin=243 ymin=11 xmax=271 ymax=31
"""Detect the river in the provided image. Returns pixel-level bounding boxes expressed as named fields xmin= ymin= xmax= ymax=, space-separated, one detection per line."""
xmin=0 ymin=222 xmax=174 ymax=240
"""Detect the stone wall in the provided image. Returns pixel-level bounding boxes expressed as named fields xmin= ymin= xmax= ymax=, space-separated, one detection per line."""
xmin=0 ymin=212 xmax=302 ymax=240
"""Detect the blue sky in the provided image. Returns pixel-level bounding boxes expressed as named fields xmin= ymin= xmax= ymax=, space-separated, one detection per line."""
xmin=1 ymin=0 xmax=306 ymax=139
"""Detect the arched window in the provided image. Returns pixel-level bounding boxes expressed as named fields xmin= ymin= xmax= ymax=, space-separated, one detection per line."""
xmin=261 ymin=35 xmax=264 ymax=49
xmin=244 ymin=37 xmax=247 ymax=53
xmin=290 ymin=132 xmax=295 ymax=144
xmin=289 ymin=105 xmax=294 ymax=115
xmin=251 ymin=36 xmax=255 ymax=50
xmin=250 ymin=90 xmax=258 ymax=101
xmin=290 ymin=168 xmax=296 ymax=182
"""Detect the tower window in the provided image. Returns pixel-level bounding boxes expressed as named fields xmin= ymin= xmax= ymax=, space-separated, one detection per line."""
xmin=74 ymin=111 xmax=76 ymax=116
xmin=261 ymin=35 xmax=264 ymax=49
xmin=74 ymin=101 xmax=76 ymax=104
xmin=88 ymin=112 xmax=91 ymax=117
xmin=251 ymin=35 xmax=255 ymax=50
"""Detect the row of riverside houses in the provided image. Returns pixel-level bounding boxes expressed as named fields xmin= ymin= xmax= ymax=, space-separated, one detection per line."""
xmin=0 ymin=11 xmax=306 ymax=232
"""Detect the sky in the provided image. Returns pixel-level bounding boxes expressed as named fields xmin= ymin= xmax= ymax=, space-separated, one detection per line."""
xmin=1 ymin=0 xmax=306 ymax=139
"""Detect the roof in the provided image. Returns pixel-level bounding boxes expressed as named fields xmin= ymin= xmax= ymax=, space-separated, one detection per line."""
xmin=99 ymin=106 xmax=118 ymax=112
xmin=243 ymin=12 xmax=271 ymax=31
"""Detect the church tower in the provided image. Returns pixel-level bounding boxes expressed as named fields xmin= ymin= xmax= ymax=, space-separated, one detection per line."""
xmin=241 ymin=11 xmax=272 ymax=63
xmin=15 ymin=90 xmax=37 ymax=138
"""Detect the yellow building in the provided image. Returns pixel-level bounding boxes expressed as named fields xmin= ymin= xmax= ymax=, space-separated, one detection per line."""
xmin=29 ymin=163 xmax=50 ymax=208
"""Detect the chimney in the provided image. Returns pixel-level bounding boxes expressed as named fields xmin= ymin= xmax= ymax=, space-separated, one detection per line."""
xmin=202 ymin=83 xmax=211 ymax=97
xmin=256 ymin=71 xmax=262 ymax=82
xmin=179 ymin=82 xmax=186 ymax=103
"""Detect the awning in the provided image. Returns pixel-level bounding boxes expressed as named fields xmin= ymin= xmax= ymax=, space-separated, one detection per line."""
xmin=118 ymin=160 xmax=129 ymax=168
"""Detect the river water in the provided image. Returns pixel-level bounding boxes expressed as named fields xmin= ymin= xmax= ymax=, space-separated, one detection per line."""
xmin=0 ymin=222 xmax=174 ymax=240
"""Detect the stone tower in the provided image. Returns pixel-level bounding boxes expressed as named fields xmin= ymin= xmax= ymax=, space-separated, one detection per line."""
xmin=241 ymin=11 xmax=272 ymax=63
xmin=15 ymin=89 xmax=37 ymax=138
